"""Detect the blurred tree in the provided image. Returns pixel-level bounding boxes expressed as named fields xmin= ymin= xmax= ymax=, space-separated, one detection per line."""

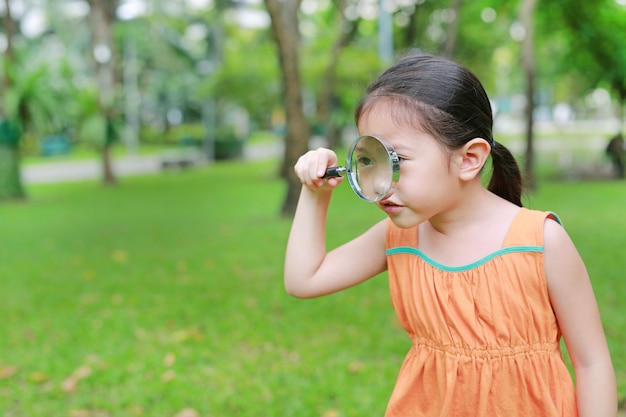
xmin=129 ymin=1 xmax=247 ymax=152
xmin=264 ymin=0 xmax=310 ymax=217
xmin=453 ymin=1 xmax=517 ymax=89
xmin=309 ymin=0 xmax=360 ymax=149
xmin=441 ymin=0 xmax=464 ymax=58
xmin=87 ymin=0 xmax=120 ymax=185
xmin=0 ymin=0 xmax=24 ymax=201
xmin=0 ymin=0 xmax=70 ymax=201
xmin=550 ymin=0 xmax=626 ymax=132
xmin=519 ymin=0 xmax=538 ymax=190
xmin=304 ymin=14 xmax=380 ymax=151
xmin=208 ymin=37 xmax=280 ymax=130
xmin=0 ymin=119 xmax=23 ymax=201
xmin=119 ymin=13 xmax=207 ymax=136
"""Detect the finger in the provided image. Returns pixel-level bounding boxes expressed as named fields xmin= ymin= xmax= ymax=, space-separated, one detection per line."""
xmin=316 ymin=149 xmax=337 ymax=178
xmin=314 ymin=151 xmax=331 ymax=181
xmin=326 ymin=176 xmax=344 ymax=188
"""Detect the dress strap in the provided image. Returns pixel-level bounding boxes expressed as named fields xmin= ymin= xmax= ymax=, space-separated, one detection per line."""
xmin=502 ymin=208 xmax=561 ymax=248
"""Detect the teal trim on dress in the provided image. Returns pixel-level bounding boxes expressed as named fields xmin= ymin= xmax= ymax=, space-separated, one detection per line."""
xmin=386 ymin=245 xmax=544 ymax=272
xmin=547 ymin=212 xmax=562 ymax=226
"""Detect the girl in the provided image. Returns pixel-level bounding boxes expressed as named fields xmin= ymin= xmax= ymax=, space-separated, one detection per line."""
xmin=284 ymin=53 xmax=616 ymax=417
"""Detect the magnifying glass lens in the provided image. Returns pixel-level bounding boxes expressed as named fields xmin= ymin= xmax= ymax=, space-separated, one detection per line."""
xmin=322 ymin=135 xmax=400 ymax=202
xmin=347 ymin=136 xmax=400 ymax=202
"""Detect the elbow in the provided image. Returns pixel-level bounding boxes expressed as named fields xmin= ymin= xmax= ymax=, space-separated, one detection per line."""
xmin=283 ymin=269 xmax=306 ymax=298
xmin=283 ymin=277 xmax=317 ymax=299
xmin=284 ymin=283 xmax=311 ymax=299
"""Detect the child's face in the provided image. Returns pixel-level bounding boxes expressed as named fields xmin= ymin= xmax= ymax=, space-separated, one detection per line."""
xmin=357 ymin=105 xmax=463 ymax=229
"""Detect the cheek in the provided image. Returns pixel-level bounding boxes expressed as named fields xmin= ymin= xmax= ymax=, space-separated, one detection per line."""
xmin=397 ymin=160 xmax=451 ymax=197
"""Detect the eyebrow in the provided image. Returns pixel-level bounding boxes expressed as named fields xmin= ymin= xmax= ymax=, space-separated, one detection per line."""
xmin=388 ymin=143 xmax=410 ymax=153
xmin=354 ymin=144 xmax=374 ymax=153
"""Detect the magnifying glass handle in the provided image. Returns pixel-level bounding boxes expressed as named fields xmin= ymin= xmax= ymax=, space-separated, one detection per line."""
xmin=322 ymin=166 xmax=347 ymax=179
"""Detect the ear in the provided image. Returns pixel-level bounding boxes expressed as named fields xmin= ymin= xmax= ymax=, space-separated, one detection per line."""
xmin=457 ymin=138 xmax=491 ymax=182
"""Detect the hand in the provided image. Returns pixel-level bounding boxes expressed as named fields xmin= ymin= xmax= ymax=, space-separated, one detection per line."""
xmin=294 ymin=148 xmax=344 ymax=191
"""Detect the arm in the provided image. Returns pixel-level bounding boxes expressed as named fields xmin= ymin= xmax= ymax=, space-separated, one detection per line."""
xmin=544 ymin=219 xmax=617 ymax=417
xmin=284 ymin=149 xmax=387 ymax=298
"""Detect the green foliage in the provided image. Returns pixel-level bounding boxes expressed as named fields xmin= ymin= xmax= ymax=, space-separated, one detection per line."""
xmin=0 ymin=160 xmax=624 ymax=415
xmin=545 ymin=0 xmax=626 ymax=102
xmin=1 ymin=58 xmax=69 ymax=136
xmin=78 ymin=114 xmax=107 ymax=148
xmin=454 ymin=2 xmax=518 ymax=92
xmin=64 ymin=84 xmax=109 ymax=149
xmin=206 ymin=37 xmax=281 ymax=128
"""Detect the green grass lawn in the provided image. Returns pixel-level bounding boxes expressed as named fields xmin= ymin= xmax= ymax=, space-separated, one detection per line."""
xmin=1 ymin=159 xmax=625 ymax=416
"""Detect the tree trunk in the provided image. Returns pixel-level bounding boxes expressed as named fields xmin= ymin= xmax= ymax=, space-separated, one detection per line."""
xmin=102 ymin=144 xmax=116 ymax=185
xmin=0 ymin=145 xmax=25 ymax=201
xmin=402 ymin=4 xmax=420 ymax=47
xmin=441 ymin=0 xmax=463 ymax=58
xmin=88 ymin=0 xmax=119 ymax=185
xmin=617 ymin=88 xmax=626 ymax=133
xmin=0 ymin=0 xmax=26 ymax=202
xmin=316 ymin=0 xmax=355 ymax=149
xmin=264 ymin=0 xmax=310 ymax=217
xmin=2 ymin=0 xmax=15 ymax=69
xmin=520 ymin=0 xmax=537 ymax=190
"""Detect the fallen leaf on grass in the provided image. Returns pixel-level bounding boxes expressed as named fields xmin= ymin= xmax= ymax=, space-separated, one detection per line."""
xmin=348 ymin=360 xmax=365 ymax=374
xmin=111 ymin=249 xmax=128 ymax=263
xmin=0 ymin=366 xmax=17 ymax=379
xmin=174 ymin=408 xmax=200 ymax=417
xmin=321 ymin=409 xmax=340 ymax=417
xmin=160 ymin=369 xmax=176 ymax=383
xmin=28 ymin=371 xmax=48 ymax=384
xmin=163 ymin=352 xmax=176 ymax=367
xmin=171 ymin=328 xmax=203 ymax=343
xmin=127 ymin=405 xmax=145 ymax=416
xmin=62 ymin=365 xmax=92 ymax=393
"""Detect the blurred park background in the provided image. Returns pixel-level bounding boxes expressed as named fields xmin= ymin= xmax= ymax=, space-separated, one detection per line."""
xmin=1 ymin=0 xmax=625 ymax=416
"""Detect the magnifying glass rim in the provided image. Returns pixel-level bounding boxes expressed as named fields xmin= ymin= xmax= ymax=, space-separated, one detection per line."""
xmin=346 ymin=135 xmax=401 ymax=202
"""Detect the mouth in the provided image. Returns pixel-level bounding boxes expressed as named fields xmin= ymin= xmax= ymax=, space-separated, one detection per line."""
xmin=378 ymin=199 xmax=403 ymax=215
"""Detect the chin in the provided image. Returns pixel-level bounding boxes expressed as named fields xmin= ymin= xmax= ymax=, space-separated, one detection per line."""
xmin=388 ymin=215 xmax=422 ymax=229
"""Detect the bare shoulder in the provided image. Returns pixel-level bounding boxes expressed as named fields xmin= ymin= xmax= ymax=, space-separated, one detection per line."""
xmin=543 ymin=215 xmax=571 ymax=250
xmin=542 ymin=215 xmax=594 ymax=309
xmin=543 ymin=217 xmax=585 ymax=285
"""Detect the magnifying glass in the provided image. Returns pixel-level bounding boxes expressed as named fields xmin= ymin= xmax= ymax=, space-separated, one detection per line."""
xmin=322 ymin=135 xmax=400 ymax=202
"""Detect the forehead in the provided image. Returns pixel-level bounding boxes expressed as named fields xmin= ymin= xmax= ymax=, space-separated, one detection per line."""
xmin=357 ymin=102 xmax=433 ymax=150
xmin=357 ymin=98 xmax=425 ymax=132
xmin=358 ymin=94 xmax=427 ymax=126
xmin=354 ymin=136 xmax=382 ymax=152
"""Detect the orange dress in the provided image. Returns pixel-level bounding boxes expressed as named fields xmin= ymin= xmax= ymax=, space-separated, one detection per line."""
xmin=384 ymin=208 xmax=577 ymax=417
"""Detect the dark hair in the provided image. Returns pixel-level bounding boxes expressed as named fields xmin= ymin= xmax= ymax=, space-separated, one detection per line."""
xmin=355 ymin=52 xmax=523 ymax=207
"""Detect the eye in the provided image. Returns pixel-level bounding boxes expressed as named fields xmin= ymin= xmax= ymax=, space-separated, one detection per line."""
xmin=357 ymin=156 xmax=374 ymax=167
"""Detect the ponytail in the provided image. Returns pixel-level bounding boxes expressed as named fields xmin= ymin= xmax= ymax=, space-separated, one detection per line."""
xmin=488 ymin=142 xmax=523 ymax=207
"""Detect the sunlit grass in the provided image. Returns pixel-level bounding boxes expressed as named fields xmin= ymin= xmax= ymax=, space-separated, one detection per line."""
xmin=0 ymin=158 xmax=624 ymax=416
